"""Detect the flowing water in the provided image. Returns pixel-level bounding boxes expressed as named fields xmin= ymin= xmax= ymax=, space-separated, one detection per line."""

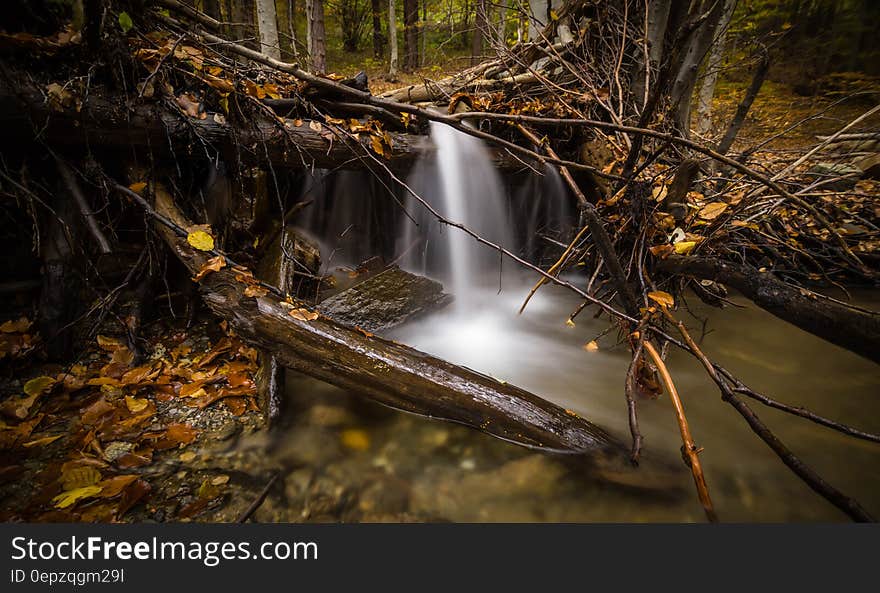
xmin=260 ymin=125 xmax=880 ymax=522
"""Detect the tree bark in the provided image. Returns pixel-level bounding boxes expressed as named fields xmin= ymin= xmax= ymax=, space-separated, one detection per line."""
xmin=670 ymin=0 xmax=729 ymax=136
xmin=371 ymin=0 xmax=385 ymax=59
xmin=150 ymin=189 xmax=621 ymax=454
xmin=388 ymin=0 xmax=399 ymax=77
xmin=403 ymin=0 xmax=418 ymax=71
xmin=471 ymin=0 xmax=487 ymax=65
xmin=256 ymin=0 xmax=281 ymax=60
xmin=306 ymin=0 xmax=326 ymax=73
xmin=716 ymin=51 xmax=770 ymax=156
xmin=657 ymin=255 xmax=880 ymax=364
xmin=695 ymin=0 xmax=736 ymax=136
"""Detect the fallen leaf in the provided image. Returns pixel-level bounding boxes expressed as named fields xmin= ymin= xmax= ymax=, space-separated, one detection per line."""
xmin=193 ymin=255 xmax=226 ymax=281
xmin=698 ymin=202 xmax=729 ymax=221
xmin=52 ymin=485 xmax=102 ymax=509
xmin=124 ymin=396 xmax=149 ymax=413
xmin=289 ymin=308 xmax=319 ymax=321
xmin=211 ymin=474 xmax=230 ymax=486
xmin=583 ymin=340 xmax=599 ymax=352
xmin=128 ymin=181 xmax=147 ymax=194
xmin=244 ymin=284 xmax=268 ymax=298
xmin=647 ymin=291 xmax=675 ymax=308
xmin=117 ymin=479 xmax=151 ymax=518
xmin=309 ymin=120 xmax=322 ymax=132
xmin=187 ymin=230 xmax=215 ymax=251
xmin=179 ymin=451 xmax=197 ymax=462
xmin=96 ymin=475 xmax=138 ymax=498
xmin=97 ymin=335 xmax=126 ymax=351
xmin=0 ymin=317 xmax=31 ymax=333
xmin=61 ymin=466 xmax=102 ymax=490
xmin=24 ymin=376 xmax=54 ymax=397
xmin=673 ymin=241 xmax=696 ymax=255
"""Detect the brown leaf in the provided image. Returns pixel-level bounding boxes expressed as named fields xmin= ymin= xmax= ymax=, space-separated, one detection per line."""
xmin=96 ymin=475 xmax=139 ymax=498
xmin=0 ymin=317 xmax=31 ymax=333
xmin=116 ymin=479 xmax=151 ymax=518
xmin=289 ymin=308 xmax=319 ymax=322
xmin=698 ymin=202 xmax=729 ymax=221
xmin=154 ymin=423 xmax=198 ymax=450
xmin=244 ymin=284 xmax=268 ymax=298
xmin=193 ymin=255 xmax=226 ymax=281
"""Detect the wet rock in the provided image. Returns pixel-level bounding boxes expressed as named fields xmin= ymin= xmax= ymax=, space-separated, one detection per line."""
xmin=285 ymin=468 xmax=314 ymax=500
xmin=318 ymin=266 xmax=452 ymax=333
xmin=357 ymin=476 xmax=411 ymax=515
xmin=274 ymin=426 xmax=343 ymax=467
xmin=306 ymin=404 xmax=356 ymax=428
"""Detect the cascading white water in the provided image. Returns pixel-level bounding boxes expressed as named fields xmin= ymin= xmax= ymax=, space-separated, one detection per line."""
xmin=401 ymin=121 xmax=514 ymax=307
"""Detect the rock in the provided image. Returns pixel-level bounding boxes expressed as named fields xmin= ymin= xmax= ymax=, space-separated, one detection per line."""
xmin=806 ymin=162 xmax=862 ymax=191
xmin=103 ymin=441 xmax=133 ymax=462
xmin=357 ymin=476 xmax=410 ymax=515
xmin=855 ymin=153 xmax=880 ymax=180
xmin=215 ymin=419 xmax=241 ymax=441
xmin=318 ymin=266 xmax=452 ymax=333
xmin=305 ymin=404 xmax=356 ymax=428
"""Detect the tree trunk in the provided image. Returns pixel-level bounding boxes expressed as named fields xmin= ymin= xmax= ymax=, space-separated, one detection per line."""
xmin=716 ymin=51 xmax=770 ymax=156
xmin=632 ymin=0 xmax=672 ymax=108
xmin=255 ymin=0 xmax=281 ymax=59
xmin=371 ymin=0 xmax=385 ymax=59
xmin=388 ymin=0 xmax=399 ymax=77
xmin=670 ymin=0 xmax=729 ymax=136
xmin=151 ymin=189 xmax=621 ymax=455
xmin=306 ymin=0 xmax=326 ymax=73
xmin=287 ymin=0 xmax=299 ymax=58
xmin=471 ymin=0 xmax=487 ymax=65
xmin=695 ymin=0 xmax=737 ymax=136
xmin=657 ymin=255 xmax=880 ymax=364
xmin=403 ymin=0 xmax=418 ymax=71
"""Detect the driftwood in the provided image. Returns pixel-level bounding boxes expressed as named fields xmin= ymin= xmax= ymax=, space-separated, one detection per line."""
xmin=658 ymin=255 xmax=880 ymax=364
xmin=147 ymin=186 xmax=621 ymax=455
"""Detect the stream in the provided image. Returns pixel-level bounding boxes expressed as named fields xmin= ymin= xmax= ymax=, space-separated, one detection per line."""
xmin=247 ymin=123 xmax=880 ymax=522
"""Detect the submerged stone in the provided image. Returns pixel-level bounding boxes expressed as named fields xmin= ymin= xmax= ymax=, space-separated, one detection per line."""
xmin=319 ymin=266 xmax=452 ymax=333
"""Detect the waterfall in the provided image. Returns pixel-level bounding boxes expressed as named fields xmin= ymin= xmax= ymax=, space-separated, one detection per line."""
xmin=400 ymin=122 xmax=514 ymax=307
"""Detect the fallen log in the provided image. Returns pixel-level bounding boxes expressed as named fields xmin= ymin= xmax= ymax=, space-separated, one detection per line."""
xmin=658 ymin=255 xmax=880 ymax=364
xmin=148 ymin=186 xmax=622 ymax=455
xmin=0 ymin=83 xmax=523 ymax=172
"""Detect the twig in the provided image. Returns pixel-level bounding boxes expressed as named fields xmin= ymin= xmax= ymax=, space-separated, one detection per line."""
xmin=643 ymin=338 xmax=718 ymax=522
xmin=56 ymin=159 xmax=112 ymax=254
xmin=664 ymin=310 xmax=875 ymax=522
xmin=236 ymin=473 xmax=279 ymax=523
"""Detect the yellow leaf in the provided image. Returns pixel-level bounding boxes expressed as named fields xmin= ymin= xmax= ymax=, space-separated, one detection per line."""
xmin=187 ymin=230 xmax=215 ymax=251
xmin=565 ymin=318 xmax=576 ymax=327
xmin=181 ymin=387 xmax=207 ymax=399
xmin=673 ymin=241 xmax=696 ymax=255
xmin=340 ymin=428 xmax=370 ymax=451
xmin=179 ymin=451 xmax=197 ymax=462
xmin=583 ymin=340 xmax=599 ymax=352
xmin=128 ymin=181 xmax=147 ymax=194
xmin=289 ymin=308 xmax=319 ymax=321
xmin=647 ymin=290 xmax=675 ymax=308
xmin=370 ymin=134 xmax=386 ymax=157
xmin=24 ymin=376 xmax=54 ymax=398
xmin=309 ymin=120 xmax=322 ymax=132
xmin=0 ymin=317 xmax=31 ymax=333
xmin=97 ymin=334 xmax=125 ymax=350
xmin=698 ymin=202 xmax=728 ymax=220
xmin=651 ymin=184 xmax=668 ymax=202
xmin=211 ymin=474 xmax=230 ymax=486
xmin=125 ymin=396 xmax=149 ymax=413
xmin=62 ymin=466 xmax=102 ymax=490
xmin=244 ymin=284 xmax=268 ymax=298
xmin=53 ymin=485 xmax=103 ymax=509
